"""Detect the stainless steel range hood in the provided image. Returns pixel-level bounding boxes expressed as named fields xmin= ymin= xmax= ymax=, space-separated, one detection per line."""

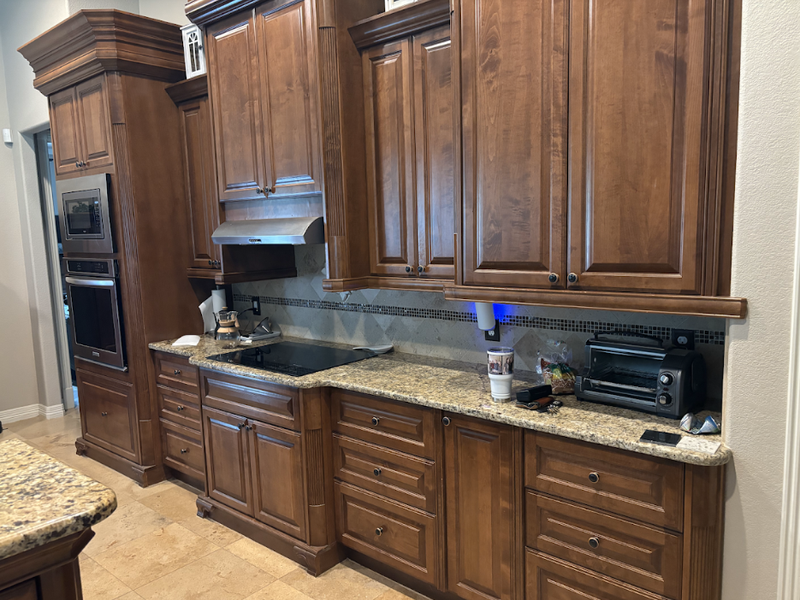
xmin=211 ymin=216 xmax=325 ymax=245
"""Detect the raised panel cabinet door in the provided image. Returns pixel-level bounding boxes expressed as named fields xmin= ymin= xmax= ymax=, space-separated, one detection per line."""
xmin=77 ymin=369 xmax=139 ymax=463
xmin=567 ymin=0 xmax=710 ymax=293
xmin=248 ymin=419 xmax=307 ymax=541
xmin=179 ymin=97 xmax=222 ymax=269
xmin=363 ymin=38 xmax=416 ymax=277
xmin=413 ymin=25 xmax=455 ymax=280
xmin=207 ymin=11 xmax=266 ymax=202
xmin=202 ymin=406 xmax=254 ymax=516
xmin=75 ymin=75 xmax=114 ymax=171
xmin=458 ymin=0 xmax=568 ymax=288
xmin=444 ymin=413 xmax=515 ymax=600
xmin=49 ymin=87 xmax=83 ymax=176
xmin=255 ymin=0 xmax=323 ymax=197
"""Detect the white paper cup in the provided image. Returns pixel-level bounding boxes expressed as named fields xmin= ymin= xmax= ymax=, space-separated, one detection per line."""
xmin=488 ymin=373 xmax=514 ymax=401
xmin=487 ymin=347 xmax=514 ymax=401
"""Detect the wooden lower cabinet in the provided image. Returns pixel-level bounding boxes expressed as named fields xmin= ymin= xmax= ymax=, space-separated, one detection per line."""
xmin=77 ymin=368 xmax=139 ymax=463
xmin=443 ymin=413 xmax=517 ymax=600
xmin=203 ymin=406 xmax=254 ymax=515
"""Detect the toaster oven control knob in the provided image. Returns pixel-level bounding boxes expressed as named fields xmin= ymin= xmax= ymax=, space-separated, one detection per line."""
xmin=657 ymin=393 xmax=673 ymax=406
xmin=659 ymin=373 xmax=674 ymax=386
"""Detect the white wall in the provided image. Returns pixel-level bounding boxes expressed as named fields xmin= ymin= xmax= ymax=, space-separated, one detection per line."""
xmin=722 ymin=1 xmax=800 ymax=598
xmin=138 ymin=0 xmax=188 ymax=25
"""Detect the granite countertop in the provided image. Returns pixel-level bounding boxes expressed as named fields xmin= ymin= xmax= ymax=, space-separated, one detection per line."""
xmin=150 ymin=336 xmax=731 ymax=466
xmin=0 ymin=439 xmax=117 ymax=561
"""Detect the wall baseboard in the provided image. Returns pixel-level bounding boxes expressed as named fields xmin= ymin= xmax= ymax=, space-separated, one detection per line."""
xmin=0 ymin=403 xmax=65 ymax=424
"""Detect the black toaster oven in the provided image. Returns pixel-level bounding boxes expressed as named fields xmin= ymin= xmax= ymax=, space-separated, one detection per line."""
xmin=575 ymin=332 xmax=706 ymax=419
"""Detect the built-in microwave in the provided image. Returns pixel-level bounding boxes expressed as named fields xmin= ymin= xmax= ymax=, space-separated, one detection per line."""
xmin=57 ymin=174 xmax=114 ymax=254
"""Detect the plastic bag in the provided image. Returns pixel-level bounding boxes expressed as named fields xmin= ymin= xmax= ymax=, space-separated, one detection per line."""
xmin=536 ymin=340 xmax=577 ymax=395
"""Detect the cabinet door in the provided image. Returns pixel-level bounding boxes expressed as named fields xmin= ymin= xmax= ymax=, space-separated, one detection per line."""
xmin=179 ymin=97 xmax=222 ymax=269
xmin=207 ymin=11 xmax=266 ymax=202
xmin=444 ymin=413 xmax=515 ymax=600
xmin=202 ymin=406 xmax=254 ymax=515
xmin=414 ymin=26 xmax=455 ymax=280
xmin=248 ymin=420 xmax=307 ymax=541
xmin=77 ymin=369 xmax=139 ymax=462
xmin=255 ymin=0 xmax=322 ymax=197
xmin=458 ymin=0 xmax=568 ymax=289
xmin=49 ymin=87 xmax=83 ymax=176
xmin=75 ymin=75 xmax=113 ymax=171
xmin=363 ymin=38 xmax=416 ymax=277
xmin=567 ymin=0 xmax=709 ymax=294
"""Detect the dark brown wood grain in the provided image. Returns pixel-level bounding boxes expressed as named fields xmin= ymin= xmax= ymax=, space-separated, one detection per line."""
xmin=155 ymin=354 xmax=200 ymax=394
xmin=75 ymin=75 xmax=114 ymax=171
xmin=203 ymin=406 xmax=255 ymax=515
xmin=349 ymin=0 xmax=451 ymax=49
xmin=157 ymin=385 xmax=202 ymax=431
xmin=48 ymin=87 xmax=83 ymax=176
xmin=77 ymin=368 xmax=139 ymax=463
xmin=161 ymin=419 xmax=205 ymax=479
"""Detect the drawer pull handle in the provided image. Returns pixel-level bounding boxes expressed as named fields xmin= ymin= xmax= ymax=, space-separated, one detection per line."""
xmin=588 ymin=537 xmax=600 ymax=549
xmin=180 ymin=448 xmax=188 ymax=454
xmin=173 ymin=369 xmax=182 ymax=376
xmin=442 ymin=416 xmax=451 ymax=426
xmin=176 ymin=405 xmax=185 ymax=412
xmin=588 ymin=472 xmax=600 ymax=483
xmin=371 ymin=416 xmax=380 ymax=426
xmin=101 ymin=412 xmax=108 ymax=417
xmin=373 ymin=468 xmax=382 ymax=477
xmin=375 ymin=527 xmax=384 ymax=537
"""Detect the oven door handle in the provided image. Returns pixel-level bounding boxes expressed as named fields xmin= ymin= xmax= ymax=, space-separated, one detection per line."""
xmin=65 ymin=277 xmax=116 ymax=287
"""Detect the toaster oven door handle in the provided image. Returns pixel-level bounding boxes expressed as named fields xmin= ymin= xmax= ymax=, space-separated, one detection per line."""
xmin=584 ymin=377 xmax=657 ymax=394
xmin=65 ymin=277 xmax=116 ymax=287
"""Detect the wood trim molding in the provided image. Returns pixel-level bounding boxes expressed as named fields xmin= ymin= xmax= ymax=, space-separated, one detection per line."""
xmin=442 ymin=284 xmax=748 ymax=319
xmin=18 ymin=10 xmax=185 ymax=96
xmin=166 ymin=75 xmax=209 ymax=104
xmin=349 ymin=0 xmax=451 ymax=50
xmin=323 ymin=276 xmax=450 ymax=293
xmin=186 ymin=0 xmax=262 ymax=26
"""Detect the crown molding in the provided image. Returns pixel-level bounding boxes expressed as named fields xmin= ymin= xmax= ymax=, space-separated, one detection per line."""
xmin=166 ymin=75 xmax=209 ymax=104
xmin=349 ymin=0 xmax=450 ymax=50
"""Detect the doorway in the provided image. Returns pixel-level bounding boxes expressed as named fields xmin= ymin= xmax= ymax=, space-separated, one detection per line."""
xmin=34 ymin=130 xmax=77 ymax=409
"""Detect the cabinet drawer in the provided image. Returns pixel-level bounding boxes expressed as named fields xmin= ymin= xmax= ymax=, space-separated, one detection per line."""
xmin=333 ymin=434 xmax=437 ymax=513
xmin=78 ymin=369 xmax=139 ymax=462
xmin=155 ymin=353 xmax=199 ymax=393
xmin=525 ymin=432 xmax=684 ymax=531
xmin=161 ymin=420 xmax=204 ymax=480
xmin=202 ymin=371 xmax=299 ymax=431
xmin=526 ymin=492 xmax=681 ymax=599
xmin=332 ymin=390 xmax=436 ymax=458
xmin=158 ymin=385 xmax=201 ymax=431
xmin=526 ymin=550 xmax=667 ymax=600
xmin=335 ymin=481 xmax=438 ymax=585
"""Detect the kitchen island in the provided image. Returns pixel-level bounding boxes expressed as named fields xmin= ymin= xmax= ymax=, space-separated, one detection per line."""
xmin=0 ymin=438 xmax=116 ymax=600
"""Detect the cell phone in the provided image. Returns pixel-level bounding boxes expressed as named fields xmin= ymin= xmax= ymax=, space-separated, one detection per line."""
xmin=639 ymin=430 xmax=682 ymax=446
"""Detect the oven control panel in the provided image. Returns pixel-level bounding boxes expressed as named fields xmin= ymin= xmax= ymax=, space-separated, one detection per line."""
xmin=65 ymin=259 xmax=118 ymax=277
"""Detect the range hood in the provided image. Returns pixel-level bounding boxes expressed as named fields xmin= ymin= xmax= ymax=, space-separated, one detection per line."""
xmin=211 ymin=216 xmax=325 ymax=245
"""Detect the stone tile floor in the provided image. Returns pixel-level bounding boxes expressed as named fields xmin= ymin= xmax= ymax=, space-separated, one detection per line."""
xmin=0 ymin=410 xmax=429 ymax=600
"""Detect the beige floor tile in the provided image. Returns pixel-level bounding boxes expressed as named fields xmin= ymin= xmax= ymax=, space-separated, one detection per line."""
xmin=280 ymin=562 xmax=388 ymax=600
xmin=343 ymin=562 xmax=430 ymax=600
xmin=84 ymin=502 xmax=172 ymax=557
xmin=178 ymin=514 xmax=242 ymax=547
xmin=8 ymin=412 xmax=75 ymax=439
xmin=136 ymin=549 xmax=276 ymax=600
xmin=80 ymin=556 xmax=133 ymax=600
xmin=138 ymin=484 xmax=202 ymax=522
xmin=116 ymin=594 xmax=144 ymax=600
xmin=244 ymin=580 xmax=314 ymax=600
xmin=94 ymin=522 xmax=218 ymax=589
xmin=226 ymin=537 xmax=300 ymax=579
xmin=373 ymin=588 xmax=430 ymax=600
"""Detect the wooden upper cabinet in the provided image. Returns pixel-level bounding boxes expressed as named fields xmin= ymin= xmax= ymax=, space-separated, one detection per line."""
xmin=178 ymin=95 xmax=222 ymax=269
xmin=444 ymin=414 xmax=515 ymax=600
xmin=207 ymin=12 xmax=266 ymax=202
xmin=75 ymin=75 xmax=113 ymax=171
xmin=458 ymin=0 xmax=567 ymax=289
xmin=49 ymin=74 xmax=113 ymax=175
xmin=567 ymin=0 xmax=709 ymax=294
xmin=364 ymin=38 xmax=416 ymax=277
xmin=414 ymin=26 xmax=455 ymax=280
xmin=255 ymin=0 xmax=322 ymax=197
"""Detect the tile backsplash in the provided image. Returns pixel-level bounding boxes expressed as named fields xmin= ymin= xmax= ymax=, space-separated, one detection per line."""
xmin=233 ymin=246 xmax=726 ymax=403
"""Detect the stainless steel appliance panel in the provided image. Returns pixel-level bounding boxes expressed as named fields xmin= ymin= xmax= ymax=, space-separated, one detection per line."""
xmin=57 ymin=174 xmax=114 ymax=254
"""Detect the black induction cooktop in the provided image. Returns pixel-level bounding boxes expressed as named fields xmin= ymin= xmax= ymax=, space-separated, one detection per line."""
xmin=208 ymin=341 xmax=376 ymax=377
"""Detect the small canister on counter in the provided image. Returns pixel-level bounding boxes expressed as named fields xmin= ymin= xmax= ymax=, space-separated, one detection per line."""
xmin=487 ymin=347 xmax=515 ymax=402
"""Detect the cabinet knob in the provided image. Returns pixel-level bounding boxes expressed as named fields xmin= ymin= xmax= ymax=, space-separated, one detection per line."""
xmin=101 ymin=411 xmax=108 ymax=417
xmin=588 ymin=472 xmax=599 ymax=483
xmin=83 ymin=161 xmax=88 ymax=168
xmin=568 ymin=273 xmax=579 ymax=284
xmin=245 ymin=425 xmax=253 ymax=431
xmin=548 ymin=273 xmax=559 ymax=284
xmin=238 ymin=422 xmax=246 ymax=429
xmin=208 ymin=260 xmax=213 ymax=266
xmin=417 ymin=266 xmax=424 ymax=274
xmin=173 ymin=369 xmax=181 ymax=376
xmin=375 ymin=527 xmax=384 ymax=537
xmin=373 ymin=467 xmax=382 ymax=477
xmin=265 ymin=186 xmax=274 ymax=194
xmin=442 ymin=416 xmax=451 ymax=426
xmin=371 ymin=416 xmax=380 ymax=426
xmin=256 ymin=187 xmax=263 ymax=194
xmin=405 ymin=266 xmax=412 ymax=273
xmin=588 ymin=537 xmax=600 ymax=549
xmin=75 ymin=161 xmax=81 ymax=168
xmin=176 ymin=405 xmax=185 ymax=412
xmin=180 ymin=448 xmax=188 ymax=454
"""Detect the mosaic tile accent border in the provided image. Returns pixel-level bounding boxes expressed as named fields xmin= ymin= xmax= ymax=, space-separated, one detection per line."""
xmin=233 ymin=294 xmax=726 ymax=345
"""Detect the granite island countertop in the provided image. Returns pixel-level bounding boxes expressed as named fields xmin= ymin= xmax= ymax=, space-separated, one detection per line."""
xmin=0 ymin=439 xmax=117 ymax=561
xmin=150 ymin=335 xmax=731 ymax=467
